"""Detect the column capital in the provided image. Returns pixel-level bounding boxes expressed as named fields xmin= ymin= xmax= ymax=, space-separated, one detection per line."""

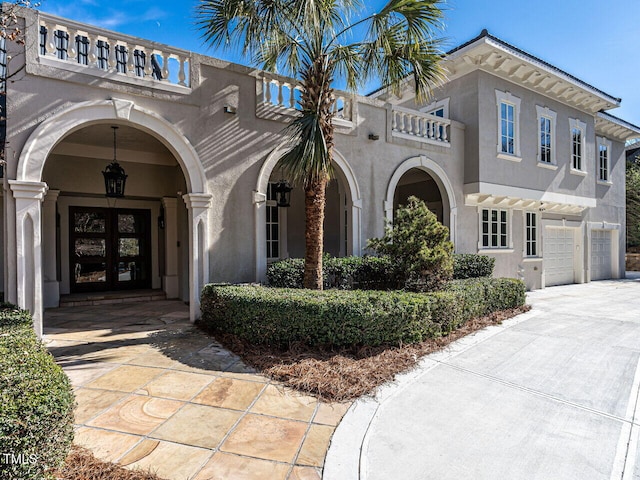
xmin=43 ymin=189 xmax=60 ymax=203
xmin=182 ymin=193 xmax=212 ymax=211
xmin=9 ymin=180 xmax=48 ymax=201
xmin=161 ymin=196 xmax=178 ymax=209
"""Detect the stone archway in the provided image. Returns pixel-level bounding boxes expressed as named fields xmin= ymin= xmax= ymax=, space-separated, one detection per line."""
xmin=384 ymin=155 xmax=457 ymax=244
xmin=253 ymin=146 xmax=362 ymax=282
xmin=11 ymin=99 xmax=211 ymax=335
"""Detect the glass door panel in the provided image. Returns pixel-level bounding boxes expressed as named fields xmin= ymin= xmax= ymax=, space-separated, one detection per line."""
xmin=114 ymin=210 xmax=151 ymax=289
xmin=70 ymin=207 xmax=152 ymax=292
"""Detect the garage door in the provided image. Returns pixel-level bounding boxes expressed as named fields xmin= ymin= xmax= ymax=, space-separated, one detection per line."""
xmin=544 ymin=227 xmax=576 ymax=286
xmin=591 ymin=229 xmax=612 ymax=280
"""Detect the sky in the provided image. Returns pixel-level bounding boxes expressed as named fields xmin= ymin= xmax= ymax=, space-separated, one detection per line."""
xmin=37 ymin=0 xmax=640 ymax=128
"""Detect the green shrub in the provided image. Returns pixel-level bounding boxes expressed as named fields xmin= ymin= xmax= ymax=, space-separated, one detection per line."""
xmin=266 ymin=258 xmax=305 ymax=288
xmin=367 ymin=196 xmax=453 ymax=291
xmin=201 ymin=284 xmax=446 ymax=348
xmin=446 ymin=277 xmax=526 ymax=323
xmin=267 ymin=255 xmax=397 ymax=290
xmin=453 ymin=253 xmax=495 ymax=279
xmin=200 ymin=278 xmax=526 ymax=348
xmin=0 ymin=305 xmax=75 ymax=479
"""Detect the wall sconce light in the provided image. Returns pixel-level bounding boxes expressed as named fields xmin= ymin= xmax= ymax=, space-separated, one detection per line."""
xmin=224 ymin=105 xmax=237 ymax=114
xmin=368 ymin=133 xmax=380 ymax=141
xmin=102 ymin=126 xmax=127 ymax=198
xmin=273 ymin=180 xmax=293 ymax=207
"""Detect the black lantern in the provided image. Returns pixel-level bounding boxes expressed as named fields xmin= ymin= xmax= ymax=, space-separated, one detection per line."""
xmin=102 ymin=126 xmax=127 ymax=198
xmin=273 ymin=180 xmax=293 ymax=207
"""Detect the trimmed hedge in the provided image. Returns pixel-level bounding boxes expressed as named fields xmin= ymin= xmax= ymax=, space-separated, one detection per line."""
xmin=0 ymin=305 xmax=75 ymax=479
xmin=452 ymin=254 xmax=495 ymax=279
xmin=267 ymin=255 xmax=397 ymax=290
xmin=268 ymin=253 xmax=496 ymax=290
xmin=200 ymin=277 xmax=526 ymax=348
xmin=445 ymin=277 xmax=526 ymax=325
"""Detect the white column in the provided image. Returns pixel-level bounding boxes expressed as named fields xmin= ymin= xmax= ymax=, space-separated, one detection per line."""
xmin=42 ymin=189 xmax=60 ymax=308
xmin=161 ymin=197 xmax=179 ymax=299
xmin=351 ymin=199 xmax=363 ymax=256
xmin=182 ymin=193 xmax=212 ymax=323
xmin=253 ymin=190 xmax=267 ymax=282
xmin=9 ymin=181 xmax=48 ymax=338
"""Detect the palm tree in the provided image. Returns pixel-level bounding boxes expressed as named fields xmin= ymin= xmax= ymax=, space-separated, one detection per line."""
xmin=197 ymin=0 xmax=446 ymax=289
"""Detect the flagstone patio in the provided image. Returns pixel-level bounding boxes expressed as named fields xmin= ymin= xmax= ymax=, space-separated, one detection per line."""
xmin=44 ymin=300 xmax=350 ymax=480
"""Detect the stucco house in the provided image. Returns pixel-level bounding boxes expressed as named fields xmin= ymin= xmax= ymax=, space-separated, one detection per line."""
xmin=2 ymin=8 xmax=639 ymax=336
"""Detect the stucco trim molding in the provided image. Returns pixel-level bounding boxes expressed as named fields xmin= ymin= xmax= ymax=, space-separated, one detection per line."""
xmin=384 ymin=155 xmax=457 ymax=244
xmin=16 ymin=99 xmax=207 ymax=195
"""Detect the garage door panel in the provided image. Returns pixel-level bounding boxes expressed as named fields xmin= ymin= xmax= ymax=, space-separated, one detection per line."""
xmin=591 ymin=230 xmax=612 ymax=281
xmin=544 ymin=227 xmax=576 ymax=287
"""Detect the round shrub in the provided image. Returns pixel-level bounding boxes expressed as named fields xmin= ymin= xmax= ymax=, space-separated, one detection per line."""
xmin=0 ymin=306 xmax=75 ymax=479
xmin=367 ymin=196 xmax=453 ymax=291
xmin=453 ymin=253 xmax=495 ymax=279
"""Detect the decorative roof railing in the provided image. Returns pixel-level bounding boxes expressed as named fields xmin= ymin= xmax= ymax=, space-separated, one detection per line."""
xmin=37 ymin=12 xmax=191 ymax=90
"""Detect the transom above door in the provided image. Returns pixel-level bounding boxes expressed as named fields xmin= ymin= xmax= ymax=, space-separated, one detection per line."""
xmin=70 ymin=207 xmax=151 ymax=292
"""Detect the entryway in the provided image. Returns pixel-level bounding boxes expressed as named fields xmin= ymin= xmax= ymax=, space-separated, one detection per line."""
xmin=70 ymin=207 xmax=152 ymax=293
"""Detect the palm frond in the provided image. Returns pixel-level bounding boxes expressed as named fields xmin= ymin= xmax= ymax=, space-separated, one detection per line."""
xmin=329 ymin=44 xmax=364 ymax=92
xmin=277 ymin=113 xmax=333 ymax=187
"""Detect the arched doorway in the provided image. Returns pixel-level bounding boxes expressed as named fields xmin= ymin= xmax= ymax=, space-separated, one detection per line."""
xmin=384 ymin=155 xmax=457 ymax=244
xmin=254 ymin=146 xmax=362 ymax=282
xmin=11 ymin=99 xmax=210 ymax=336
xmin=392 ymin=168 xmax=444 ymax=223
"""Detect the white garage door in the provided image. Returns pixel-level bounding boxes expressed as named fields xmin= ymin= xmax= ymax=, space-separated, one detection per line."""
xmin=544 ymin=227 xmax=576 ymax=286
xmin=591 ymin=229 xmax=612 ymax=280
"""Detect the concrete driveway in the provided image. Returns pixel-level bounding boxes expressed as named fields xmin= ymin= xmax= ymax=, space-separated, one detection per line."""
xmin=325 ymin=276 xmax=640 ymax=480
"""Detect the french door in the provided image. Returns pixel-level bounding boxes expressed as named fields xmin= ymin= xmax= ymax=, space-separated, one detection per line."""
xmin=70 ymin=207 xmax=152 ymax=292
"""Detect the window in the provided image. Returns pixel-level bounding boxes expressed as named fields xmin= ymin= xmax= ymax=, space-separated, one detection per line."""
xmin=39 ymin=25 xmax=47 ymax=55
xmin=420 ymin=97 xmax=449 ymax=119
xmin=569 ymin=118 xmax=587 ymax=173
xmin=133 ymin=49 xmax=146 ymax=77
xmin=571 ymin=128 xmax=582 ymax=169
xmin=525 ymin=212 xmax=538 ymax=257
xmin=501 ymin=102 xmax=515 ymax=154
xmin=536 ymin=106 xmax=557 ymax=165
xmin=115 ymin=45 xmax=127 ymax=73
xmin=97 ymin=41 xmax=109 ymax=70
xmin=597 ymin=137 xmax=612 ymax=183
xmin=266 ymin=183 xmax=280 ymax=260
xmin=76 ymin=35 xmax=89 ymax=65
xmin=481 ymin=208 xmax=509 ymax=249
xmin=540 ymin=117 xmax=551 ymax=162
xmin=54 ymin=30 xmax=69 ymax=60
xmin=495 ymin=90 xmax=521 ymax=158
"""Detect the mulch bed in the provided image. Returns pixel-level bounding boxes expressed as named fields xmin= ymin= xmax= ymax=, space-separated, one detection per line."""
xmin=51 ymin=445 xmax=164 ymax=480
xmin=214 ymin=305 xmax=531 ymax=402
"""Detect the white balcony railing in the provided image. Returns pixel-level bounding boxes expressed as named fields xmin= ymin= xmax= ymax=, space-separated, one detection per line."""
xmin=257 ymin=73 xmax=354 ymax=127
xmin=38 ymin=13 xmax=191 ymax=89
xmin=391 ymin=106 xmax=450 ymax=146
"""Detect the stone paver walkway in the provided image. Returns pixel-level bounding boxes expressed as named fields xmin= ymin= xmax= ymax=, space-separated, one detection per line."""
xmin=44 ymin=301 xmax=350 ymax=480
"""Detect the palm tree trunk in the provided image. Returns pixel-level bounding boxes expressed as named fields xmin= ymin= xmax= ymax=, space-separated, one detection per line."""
xmin=300 ymin=56 xmax=334 ymax=290
xmin=303 ymin=177 xmax=327 ymax=289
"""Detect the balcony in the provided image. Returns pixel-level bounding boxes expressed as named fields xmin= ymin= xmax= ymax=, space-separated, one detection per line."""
xmin=256 ymin=73 xmax=355 ymax=129
xmin=391 ymin=105 xmax=451 ymax=148
xmin=37 ymin=12 xmax=191 ymax=92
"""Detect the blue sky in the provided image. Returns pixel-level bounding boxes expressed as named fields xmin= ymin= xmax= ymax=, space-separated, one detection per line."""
xmin=38 ymin=0 xmax=640 ymax=127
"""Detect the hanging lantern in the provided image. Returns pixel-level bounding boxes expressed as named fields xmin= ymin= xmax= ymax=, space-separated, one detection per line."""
xmin=273 ymin=180 xmax=292 ymax=207
xmin=102 ymin=126 xmax=127 ymax=198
